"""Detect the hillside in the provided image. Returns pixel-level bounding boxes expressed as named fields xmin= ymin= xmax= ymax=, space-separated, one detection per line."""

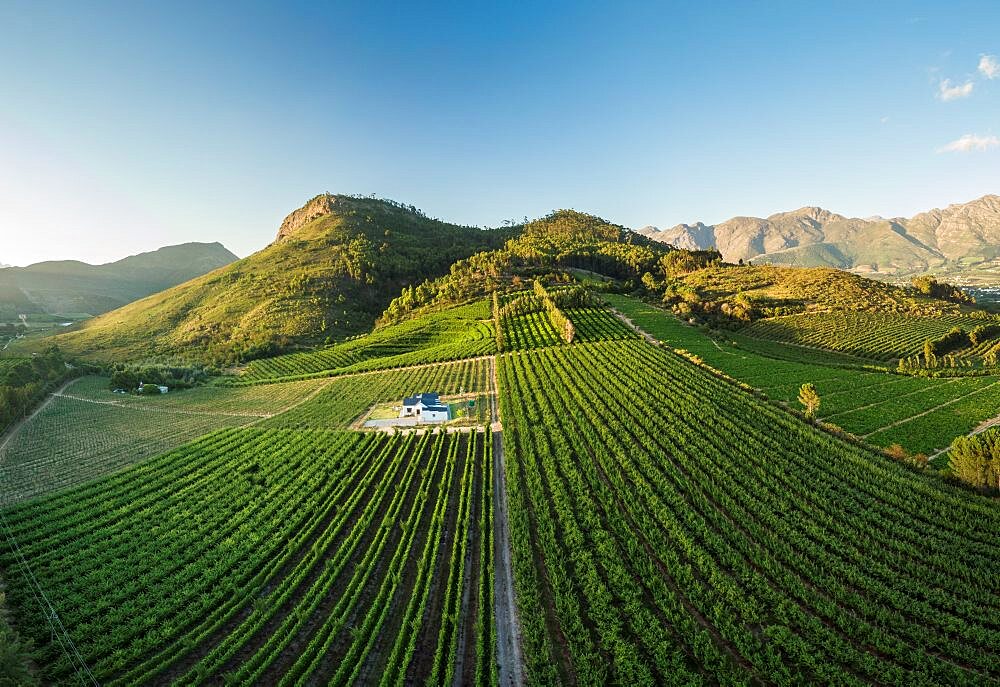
xmin=45 ymin=195 xmax=511 ymax=364
xmin=638 ymin=194 xmax=1000 ymax=278
xmin=0 ymin=242 xmax=238 ymax=318
xmin=378 ymin=209 xmax=668 ymax=323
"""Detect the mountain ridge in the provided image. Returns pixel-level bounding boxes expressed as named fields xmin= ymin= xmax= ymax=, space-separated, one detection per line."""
xmin=0 ymin=242 xmax=238 ymax=318
xmin=636 ymin=194 xmax=1000 ymax=277
xmin=44 ymin=195 xmax=511 ymax=364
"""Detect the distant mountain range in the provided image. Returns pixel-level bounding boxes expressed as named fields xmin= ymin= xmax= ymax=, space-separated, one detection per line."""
xmin=635 ymin=194 xmax=1000 ymax=278
xmin=0 ymin=242 xmax=238 ymax=318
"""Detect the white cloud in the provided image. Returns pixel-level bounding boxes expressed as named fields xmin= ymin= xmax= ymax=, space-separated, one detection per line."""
xmin=937 ymin=134 xmax=1000 ymax=153
xmin=937 ymin=78 xmax=974 ymax=101
xmin=880 ymin=116 xmax=890 ymax=124
xmin=979 ymin=54 xmax=1000 ymax=79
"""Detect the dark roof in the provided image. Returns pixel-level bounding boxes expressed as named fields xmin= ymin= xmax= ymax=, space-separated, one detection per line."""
xmin=402 ymin=392 xmax=441 ymax=407
xmin=424 ymin=404 xmax=449 ymax=412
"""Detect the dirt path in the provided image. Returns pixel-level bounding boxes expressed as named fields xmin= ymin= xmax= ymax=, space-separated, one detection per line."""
xmin=863 ymin=379 xmax=1000 ymax=438
xmin=929 ymin=405 xmax=1000 ymax=460
xmin=0 ymin=378 xmax=80 ymax=457
xmin=489 ymin=355 xmax=524 ymax=687
xmin=609 ymin=308 xmax=659 ymax=346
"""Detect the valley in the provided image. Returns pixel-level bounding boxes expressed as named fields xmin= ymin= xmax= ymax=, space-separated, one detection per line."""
xmin=1 ymin=200 xmax=999 ymax=686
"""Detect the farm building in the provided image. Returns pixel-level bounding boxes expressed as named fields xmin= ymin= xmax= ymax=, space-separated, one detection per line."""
xmin=399 ymin=392 xmax=450 ymax=423
xmin=138 ymin=383 xmax=170 ymax=394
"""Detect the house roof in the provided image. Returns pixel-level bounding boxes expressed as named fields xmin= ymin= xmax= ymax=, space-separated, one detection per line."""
xmin=402 ymin=392 xmax=441 ymax=407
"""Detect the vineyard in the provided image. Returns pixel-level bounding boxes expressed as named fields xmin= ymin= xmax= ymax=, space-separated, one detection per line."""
xmin=0 ymin=390 xmax=252 ymax=507
xmin=563 ymin=308 xmax=636 ymax=343
xmin=499 ymin=290 xmax=635 ymax=351
xmin=239 ymin=300 xmax=495 ymax=383
xmin=607 ymin=295 xmax=1000 ymax=457
xmin=743 ymin=311 xmax=994 ymax=361
xmin=0 ymin=428 xmax=497 ymax=686
xmin=499 ymin=340 xmax=1000 ymax=684
xmin=266 ymin=358 xmax=491 ymax=429
xmin=0 ymin=356 xmax=28 ymax=380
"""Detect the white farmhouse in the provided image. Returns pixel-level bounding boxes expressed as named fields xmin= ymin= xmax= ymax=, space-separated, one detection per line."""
xmin=399 ymin=392 xmax=450 ymax=423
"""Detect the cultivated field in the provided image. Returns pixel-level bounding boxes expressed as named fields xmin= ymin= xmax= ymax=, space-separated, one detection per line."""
xmin=607 ymin=295 xmax=1000 ymax=456
xmin=500 ymin=340 xmax=1000 ymax=684
xmin=1 ymin=428 xmax=497 ymax=686
xmin=1 ymin=359 xmax=491 ymax=506
xmin=499 ymin=292 xmax=636 ymax=351
xmin=239 ymin=300 xmax=495 ymax=383
xmin=0 ymin=391 xmax=251 ymax=507
xmin=743 ymin=311 xmax=994 ymax=361
xmin=266 ymin=357 xmax=491 ymax=429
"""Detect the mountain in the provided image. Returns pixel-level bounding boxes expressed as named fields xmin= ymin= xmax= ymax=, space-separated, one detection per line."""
xmin=637 ymin=195 xmax=1000 ymax=278
xmin=0 ymin=243 xmax=238 ymax=318
xmin=46 ymin=195 xmax=512 ymax=364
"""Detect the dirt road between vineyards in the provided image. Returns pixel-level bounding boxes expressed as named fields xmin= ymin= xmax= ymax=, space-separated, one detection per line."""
xmin=489 ymin=356 xmax=524 ymax=687
xmin=0 ymin=378 xmax=79 ymax=457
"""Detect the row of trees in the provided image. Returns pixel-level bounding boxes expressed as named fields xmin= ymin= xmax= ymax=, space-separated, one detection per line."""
xmin=0 ymin=347 xmax=79 ymax=434
xmin=533 ymin=280 xmax=575 ymax=343
xmin=107 ymin=363 xmax=214 ymax=392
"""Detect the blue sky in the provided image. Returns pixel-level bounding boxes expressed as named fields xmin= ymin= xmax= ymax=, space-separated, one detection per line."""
xmin=2 ymin=1 xmax=998 ymax=265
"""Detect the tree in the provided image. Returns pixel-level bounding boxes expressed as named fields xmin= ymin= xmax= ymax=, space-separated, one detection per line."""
xmin=923 ymin=339 xmax=936 ymax=368
xmin=798 ymin=383 xmax=820 ymax=420
xmin=949 ymin=429 xmax=1000 ymax=492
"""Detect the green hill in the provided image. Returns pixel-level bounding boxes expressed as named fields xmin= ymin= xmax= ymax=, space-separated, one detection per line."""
xmin=0 ymin=242 xmax=238 ymax=318
xmin=46 ymin=195 xmax=511 ymax=364
xmin=378 ymin=209 xmax=669 ymax=323
xmin=662 ymin=264 xmax=978 ymax=324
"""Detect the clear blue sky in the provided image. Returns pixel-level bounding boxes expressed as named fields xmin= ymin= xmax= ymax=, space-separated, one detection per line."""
xmin=2 ymin=0 xmax=998 ymax=265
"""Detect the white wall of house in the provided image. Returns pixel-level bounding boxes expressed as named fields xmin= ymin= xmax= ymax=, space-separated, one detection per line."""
xmin=422 ymin=408 xmax=449 ymax=422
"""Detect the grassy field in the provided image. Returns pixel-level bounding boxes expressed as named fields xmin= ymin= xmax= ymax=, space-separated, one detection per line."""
xmin=606 ymin=294 xmax=1000 ymax=457
xmin=1 ymin=428 xmax=496 ymax=686
xmin=500 ymin=339 xmax=1000 ymax=684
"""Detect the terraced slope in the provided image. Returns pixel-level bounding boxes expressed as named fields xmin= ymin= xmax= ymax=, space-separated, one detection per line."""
xmin=500 ymin=340 xmax=1000 ymax=684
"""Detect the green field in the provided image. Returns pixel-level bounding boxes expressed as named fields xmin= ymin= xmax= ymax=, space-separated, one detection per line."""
xmin=239 ymin=300 xmax=495 ymax=383
xmin=743 ymin=311 xmax=994 ymax=361
xmin=1 ymin=359 xmax=491 ymax=506
xmin=500 ymin=340 xmax=1000 ymax=684
xmin=3 ymin=292 xmax=1000 ymax=686
xmin=0 ymin=395 xmax=252 ymax=507
xmin=266 ymin=357 xmax=491 ymax=430
xmin=500 ymin=293 xmax=636 ymax=351
xmin=606 ymin=294 xmax=1000 ymax=456
xmin=1 ymin=428 xmax=496 ymax=686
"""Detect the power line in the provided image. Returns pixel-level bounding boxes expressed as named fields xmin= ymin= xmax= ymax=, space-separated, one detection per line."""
xmin=0 ymin=510 xmax=99 ymax=686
